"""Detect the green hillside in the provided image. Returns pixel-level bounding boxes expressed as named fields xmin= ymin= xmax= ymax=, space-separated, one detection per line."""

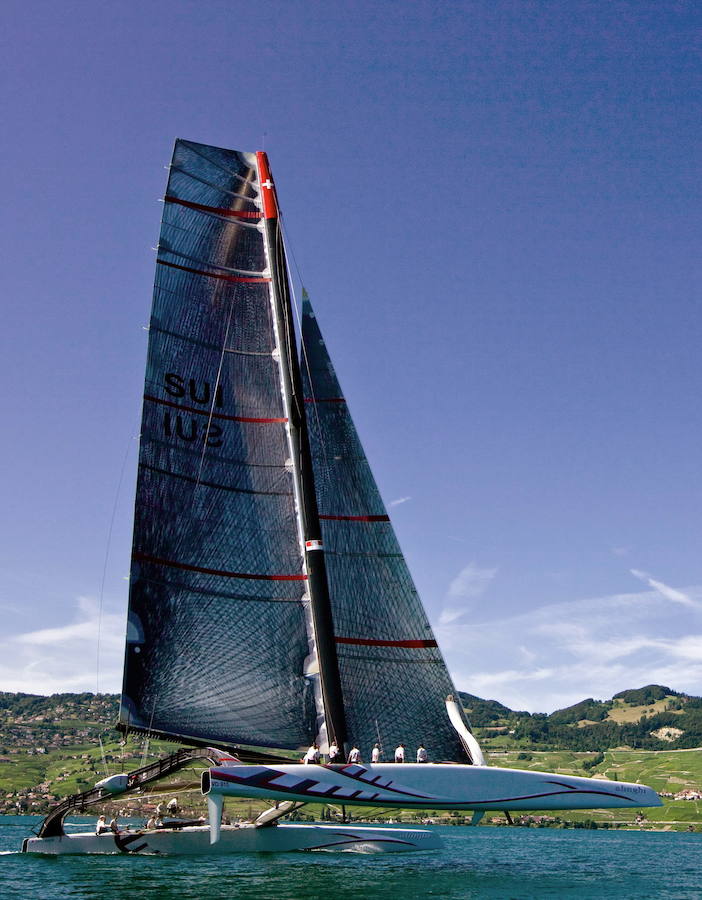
xmin=0 ymin=687 xmax=700 ymax=831
xmin=460 ymin=684 xmax=702 ymax=751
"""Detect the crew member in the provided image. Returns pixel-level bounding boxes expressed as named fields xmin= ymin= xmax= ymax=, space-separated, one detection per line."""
xmin=303 ymin=742 xmax=321 ymax=764
xmin=347 ymin=745 xmax=361 ymax=764
xmin=394 ymin=744 xmax=405 ymax=763
xmin=416 ymin=743 xmax=428 ymax=763
xmin=371 ymin=743 xmax=381 ymax=763
xmin=328 ymin=741 xmax=340 ymax=763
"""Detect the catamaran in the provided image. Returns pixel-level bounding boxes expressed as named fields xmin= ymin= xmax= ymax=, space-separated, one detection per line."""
xmin=23 ymin=140 xmax=661 ymax=855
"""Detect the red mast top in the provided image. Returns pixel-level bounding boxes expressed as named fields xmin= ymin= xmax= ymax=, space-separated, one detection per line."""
xmin=256 ymin=151 xmax=279 ymax=219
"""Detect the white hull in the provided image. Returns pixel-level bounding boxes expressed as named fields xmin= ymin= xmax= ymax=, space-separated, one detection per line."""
xmin=206 ymin=762 xmax=662 ymax=811
xmin=22 ymin=822 xmax=441 ymax=855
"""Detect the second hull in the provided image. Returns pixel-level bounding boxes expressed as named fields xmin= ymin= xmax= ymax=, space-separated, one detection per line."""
xmin=22 ymin=822 xmax=441 ymax=855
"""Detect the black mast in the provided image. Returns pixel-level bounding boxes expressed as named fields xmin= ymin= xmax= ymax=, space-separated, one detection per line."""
xmin=256 ymin=152 xmax=348 ymax=752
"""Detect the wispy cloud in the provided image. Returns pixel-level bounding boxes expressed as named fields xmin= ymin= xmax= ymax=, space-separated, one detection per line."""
xmin=629 ymin=569 xmax=696 ymax=607
xmin=389 ymin=496 xmax=411 ymax=507
xmin=1 ymin=596 xmax=125 ymax=695
xmin=436 ymin=581 xmax=702 ymax=711
xmin=439 ymin=562 xmax=498 ymax=625
xmin=447 ymin=563 xmax=498 ymax=601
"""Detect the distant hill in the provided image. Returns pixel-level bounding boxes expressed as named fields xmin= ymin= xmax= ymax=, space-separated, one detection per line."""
xmin=459 ymin=684 xmax=702 ymax=751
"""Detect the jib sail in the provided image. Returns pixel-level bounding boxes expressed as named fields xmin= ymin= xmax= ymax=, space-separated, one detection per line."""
xmin=301 ymin=293 xmax=471 ymax=762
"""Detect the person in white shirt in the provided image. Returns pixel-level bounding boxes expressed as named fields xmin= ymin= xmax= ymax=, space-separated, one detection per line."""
xmin=347 ymin=745 xmax=361 ymax=764
xmin=371 ymin=743 xmax=381 ymax=763
xmin=303 ymin=743 xmax=320 ymax=764
xmin=416 ymin=743 xmax=428 ymax=763
xmin=95 ymin=815 xmax=109 ymax=835
xmin=328 ymin=741 xmax=340 ymax=763
xmin=394 ymin=743 xmax=405 ymax=763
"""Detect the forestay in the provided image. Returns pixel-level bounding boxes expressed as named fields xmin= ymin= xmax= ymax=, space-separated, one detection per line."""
xmin=301 ymin=294 xmax=471 ymax=762
xmin=120 ymin=140 xmax=315 ymax=750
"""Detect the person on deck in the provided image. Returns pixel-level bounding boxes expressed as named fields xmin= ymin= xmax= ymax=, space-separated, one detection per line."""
xmin=371 ymin=743 xmax=381 ymax=763
xmin=394 ymin=744 xmax=405 ymax=763
xmin=109 ymin=818 xmax=121 ymax=834
xmin=95 ymin=815 xmax=109 ymax=835
xmin=416 ymin=743 xmax=428 ymax=763
xmin=166 ymin=797 xmax=178 ymax=815
xmin=303 ymin=743 xmax=321 ymax=764
xmin=155 ymin=801 xmax=165 ymax=817
xmin=328 ymin=741 xmax=340 ymax=763
xmin=146 ymin=816 xmax=156 ymax=829
xmin=347 ymin=745 xmax=361 ymax=764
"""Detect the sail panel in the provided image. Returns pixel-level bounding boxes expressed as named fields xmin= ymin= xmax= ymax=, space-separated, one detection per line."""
xmin=302 ymin=295 xmax=469 ymax=762
xmin=120 ymin=141 xmax=315 ymax=750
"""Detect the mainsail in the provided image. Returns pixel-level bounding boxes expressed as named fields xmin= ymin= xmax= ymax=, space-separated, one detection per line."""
xmin=120 ymin=140 xmax=316 ymax=750
xmin=120 ymin=139 xmax=471 ymax=762
xmin=301 ymin=295 xmax=471 ymax=762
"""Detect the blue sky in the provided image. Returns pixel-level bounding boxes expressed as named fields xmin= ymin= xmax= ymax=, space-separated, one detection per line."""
xmin=1 ymin=0 xmax=700 ymax=711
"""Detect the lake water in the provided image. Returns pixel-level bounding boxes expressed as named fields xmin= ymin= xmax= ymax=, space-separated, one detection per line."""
xmin=1 ymin=816 xmax=700 ymax=899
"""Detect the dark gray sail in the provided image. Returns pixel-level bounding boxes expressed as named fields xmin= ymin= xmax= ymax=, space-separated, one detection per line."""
xmin=301 ymin=293 xmax=470 ymax=762
xmin=119 ymin=140 xmax=315 ymax=750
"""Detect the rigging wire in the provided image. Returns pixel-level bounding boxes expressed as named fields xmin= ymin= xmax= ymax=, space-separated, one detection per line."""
xmin=280 ymin=219 xmax=331 ymax=473
xmin=194 ymin=297 xmax=235 ymax=497
xmin=96 ymin=427 xmax=139 ymax=695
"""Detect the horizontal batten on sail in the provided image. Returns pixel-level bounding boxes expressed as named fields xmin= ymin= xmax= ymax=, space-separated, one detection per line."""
xmin=168 ymin=164 xmax=257 ymax=202
xmin=182 ymin=143 xmax=255 ymax=186
xmin=334 ymin=637 xmax=439 ymax=648
xmin=164 ymin=195 xmax=262 ymax=219
xmin=146 ymin=321 xmax=274 ymax=356
xmin=319 ymin=514 xmax=390 ymax=522
xmin=157 ymin=259 xmax=271 ymax=283
xmin=138 ymin=463 xmax=293 ymax=497
xmin=144 ymin=394 xmax=288 ymax=424
xmin=133 ymin=551 xmax=308 ymax=581
xmin=138 ymin=575 xmax=305 ymax=604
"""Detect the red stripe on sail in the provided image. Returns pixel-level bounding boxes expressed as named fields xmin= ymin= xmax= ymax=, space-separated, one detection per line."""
xmin=164 ymin=196 xmax=262 ymax=219
xmin=304 ymin=397 xmax=346 ymax=403
xmin=334 ymin=637 xmax=438 ymax=648
xmin=144 ymin=394 xmax=288 ymax=424
xmin=133 ymin=551 xmax=307 ymax=581
xmin=157 ymin=259 xmax=270 ymax=283
xmin=319 ymin=514 xmax=390 ymax=522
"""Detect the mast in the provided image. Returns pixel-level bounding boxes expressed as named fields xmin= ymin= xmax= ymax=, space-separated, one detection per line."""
xmin=255 ymin=152 xmax=348 ymax=751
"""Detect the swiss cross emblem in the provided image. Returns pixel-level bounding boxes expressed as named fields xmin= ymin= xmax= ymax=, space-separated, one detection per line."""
xmin=261 ymin=179 xmax=274 ymax=190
